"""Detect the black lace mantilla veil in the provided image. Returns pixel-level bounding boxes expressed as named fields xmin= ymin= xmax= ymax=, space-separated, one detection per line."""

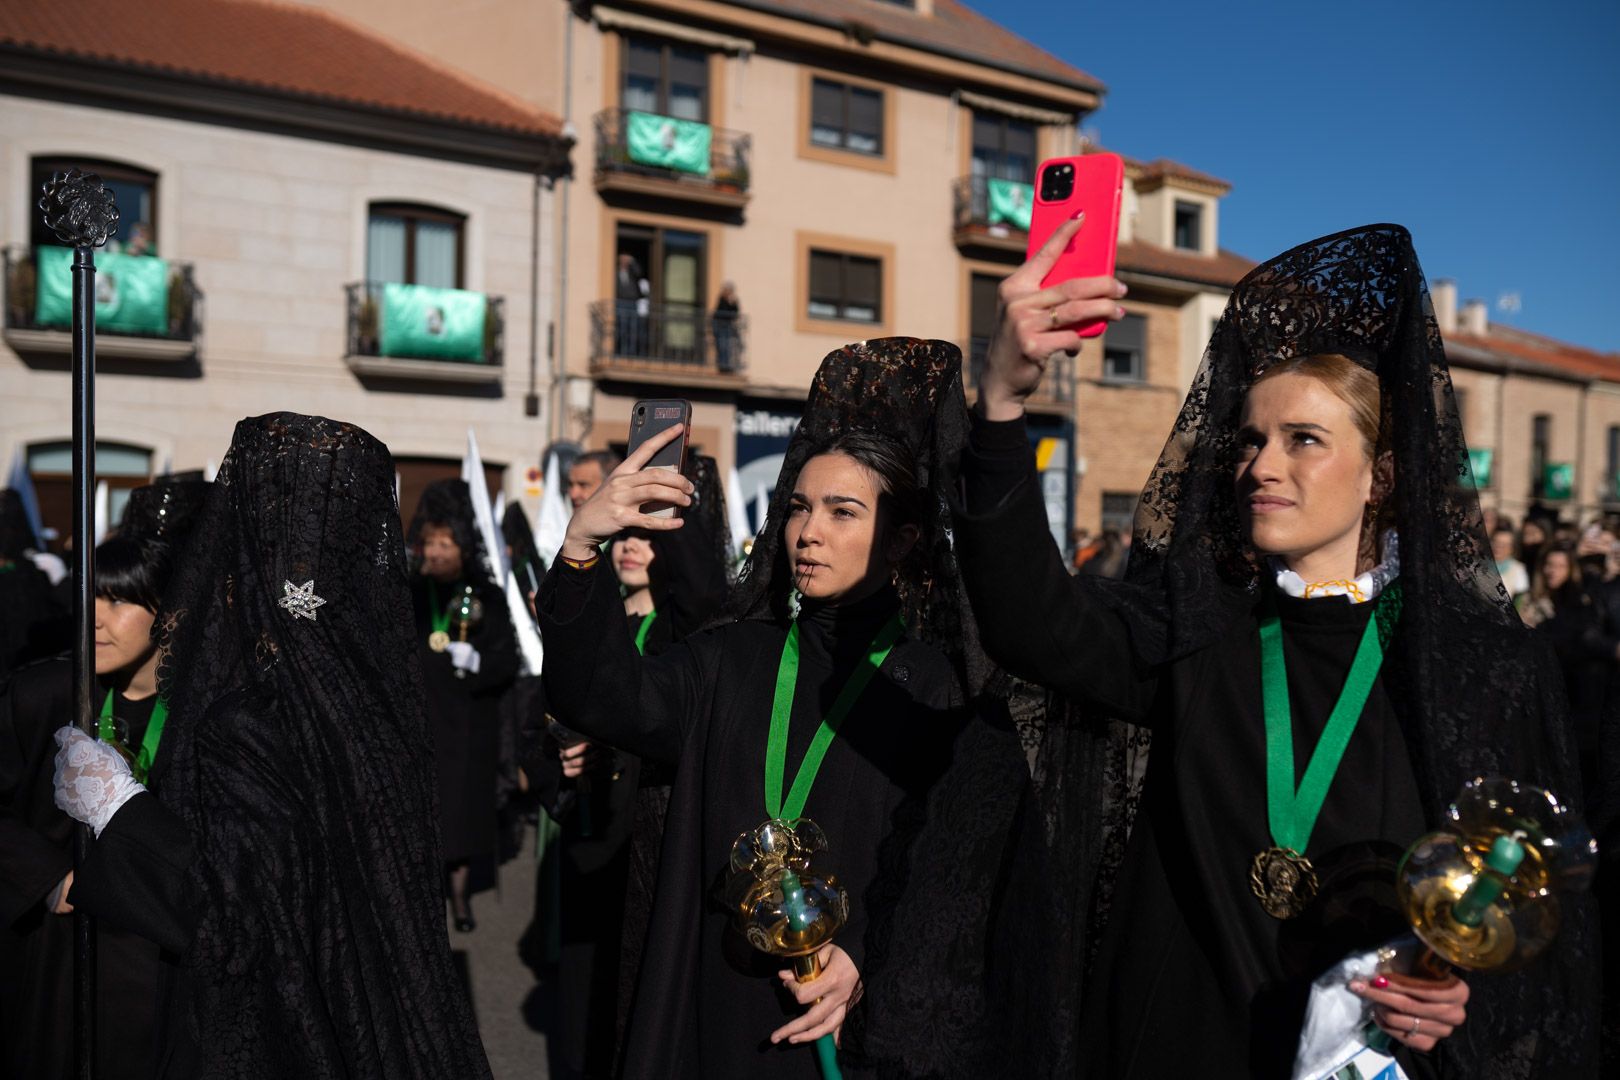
xmin=407 ymin=477 xmax=493 ymax=584
xmin=154 ymin=414 xmax=491 ymax=1077
xmin=716 ymin=337 xmax=992 ymax=690
xmin=985 ymin=225 xmax=1596 ymax=1078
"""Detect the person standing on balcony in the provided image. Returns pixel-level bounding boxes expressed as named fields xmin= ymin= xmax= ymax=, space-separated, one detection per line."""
xmin=712 ymin=282 xmax=741 ymax=372
xmin=408 ymin=479 xmax=519 ymax=933
xmin=616 ymin=253 xmax=649 ymax=358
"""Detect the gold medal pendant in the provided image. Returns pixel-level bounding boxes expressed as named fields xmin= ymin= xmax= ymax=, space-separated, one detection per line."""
xmin=428 ymin=630 xmax=451 ymax=653
xmin=1249 ymin=846 xmax=1319 ymax=919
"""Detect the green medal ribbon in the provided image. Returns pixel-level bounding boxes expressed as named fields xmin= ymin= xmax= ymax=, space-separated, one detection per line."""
xmin=765 ymin=613 xmax=905 ymax=822
xmin=426 ymin=579 xmax=453 ymax=637
xmin=98 ymin=689 xmax=168 ymax=785
xmin=1259 ymin=582 xmax=1402 ymax=856
xmin=633 ymin=609 xmax=659 ymax=656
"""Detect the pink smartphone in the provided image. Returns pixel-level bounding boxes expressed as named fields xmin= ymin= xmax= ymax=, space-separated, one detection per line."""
xmin=1025 ymin=153 xmax=1125 ymax=338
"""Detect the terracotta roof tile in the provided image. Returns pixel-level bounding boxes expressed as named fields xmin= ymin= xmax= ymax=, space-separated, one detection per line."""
xmin=736 ymin=0 xmax=1103 ymax=95
xmin=1116 ymin=241 xmax=1256 ymax=289
xmin=1446 ymin=326 xmax=1620 ymax=382
xmin=0 ymin=0 xmax=562 ymax=138
xmin=1101 ymin=150 xmax=1231 ymax=193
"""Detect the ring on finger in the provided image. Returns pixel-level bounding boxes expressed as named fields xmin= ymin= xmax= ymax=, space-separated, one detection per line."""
xmin=1049 ymin=308 xmax=1061 ymax=329
xmin=1409 ymin=1017 xmax=1421 ymax=1036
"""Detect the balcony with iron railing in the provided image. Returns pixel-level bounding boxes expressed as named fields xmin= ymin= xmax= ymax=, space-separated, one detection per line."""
xmin=588 ymin=299 xmax=748 ymax=388
xmin=952 ymin=174 xmax=1034 ymax=255
xmin=594 ymin=108 xmax=752 ymax=209
xmin=963 ymin=335 xmax=1076 ymax=413
xmin=3 ymin=244 xmax=201 ymax=361
xmin=343 ymin=281 xmax=505 ymax=385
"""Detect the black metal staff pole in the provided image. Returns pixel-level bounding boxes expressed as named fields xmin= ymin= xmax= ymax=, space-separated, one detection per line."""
xmin=41 ymin=168 xmax=119 ymax=1080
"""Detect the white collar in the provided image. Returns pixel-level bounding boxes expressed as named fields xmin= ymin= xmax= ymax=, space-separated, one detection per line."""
xmin=1270 ymin=531 xmax=1400 ymax=605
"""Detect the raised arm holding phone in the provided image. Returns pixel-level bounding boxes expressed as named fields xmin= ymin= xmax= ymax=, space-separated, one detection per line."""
xmin=944 ymin=219 xmax=1595 ymax=1077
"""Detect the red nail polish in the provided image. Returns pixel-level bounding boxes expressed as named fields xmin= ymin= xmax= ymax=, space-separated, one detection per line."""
xmin=1372 ymin=975 xmax=1389 ymax=989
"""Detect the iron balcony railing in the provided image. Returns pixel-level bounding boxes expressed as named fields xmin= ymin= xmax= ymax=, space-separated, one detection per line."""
xmin=965 ymin=335 xmax=1075 ymax=407
xmin=3 ymin=244 xmax=201 ymax=343
xmin=345 ymin=281 xmax=504 ymax=366
xmin=951 ymin=174 xmax=1035 ymax=237
xmin=589 ymin=299 xmax=748 ymax=374
xmin=594 ymin=107 xmax=752 ymax=193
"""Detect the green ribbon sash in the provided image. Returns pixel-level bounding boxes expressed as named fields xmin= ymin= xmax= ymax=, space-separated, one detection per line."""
xmin=98 ymin=689 xmax=167 ymax=785
xmin=1259 ymin=583 xmax=1401 ymax=856
xmin=765 ymin=613 xmax=905 ymax=822
xmin=633 ymin=609 xmax=659 ymax=656
xmin=427 ymin=579 xmax=453 ymax=637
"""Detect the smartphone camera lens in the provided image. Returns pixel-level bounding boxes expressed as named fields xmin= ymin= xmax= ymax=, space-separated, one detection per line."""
xmin=1040 ymin=163 xmax=1075 ymax=203
xmin=635 ymin=405 xmax=646 ymax=419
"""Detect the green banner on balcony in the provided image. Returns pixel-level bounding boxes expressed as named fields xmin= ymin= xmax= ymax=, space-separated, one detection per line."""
xmin=987 ymin=179 xmax=1034 ymax=231
xmin=1466 ymin=447 xmax=1493 ymax=490
xmin=626 ymin=111 xmax=711 ymax=175
xmin=379 ymin=282 xmax=487 ymax=362
xmin=34 ymin=245 xmax=170 ymax=336
xmin=1544 ymin=462 xmax=1573 ymax=500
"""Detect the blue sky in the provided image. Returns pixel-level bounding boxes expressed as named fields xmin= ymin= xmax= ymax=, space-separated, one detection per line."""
xmin=983 ymin=0 xmax=1620 ymax=351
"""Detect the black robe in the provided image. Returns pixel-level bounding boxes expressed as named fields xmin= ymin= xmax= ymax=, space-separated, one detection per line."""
xmin=524 ymin=521 xmax=730 ymax=1080
xmin=538 ymin=558 xmax=962 ymax=1078
xmin=410 ymin=575 xmax=518 ymax=864
xmin=956 ymin=422 xmax=1447 ymax=1080
xmin=0 ymin=561 xmax=64 ymax=678
xmin=0 ymin=658 xmax=166 ymax=1080
xmin=71 ymin=684 xmax=491 ymax=1079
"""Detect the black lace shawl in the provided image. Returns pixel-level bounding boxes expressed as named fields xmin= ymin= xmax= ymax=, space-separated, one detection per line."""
xmin=716 ymin=337 xmax=993 ymax=695
xmin=407 ymin=477 xmax=493 ymax=587
xmin=1005 ymin=225 xmax=1599 ymax=1077
xmin=119 ymin=472 xmax=211 ymax=544
xmin=153 ymin=413 xmax=491 ymax=1078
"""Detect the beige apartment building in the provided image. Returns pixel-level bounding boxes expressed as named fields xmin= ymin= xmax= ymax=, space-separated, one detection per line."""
xmin=0 ymin=0 xmax=568 ymax=532
xmin=1436 ymin=281 xmax=1620 ymax=525
xmin=307 ymin=0 xmax=1254 ymax=542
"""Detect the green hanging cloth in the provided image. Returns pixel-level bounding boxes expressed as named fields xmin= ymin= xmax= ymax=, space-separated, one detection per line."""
xmin=379 ymin=283 xmax=488 ymax=361
xmin=35 ymin=245 xmax=170 ymax=336
xmin=626 ymin=111 xmax=713 ymax=175
xmin=986 ymin=179 xmax=1034 ymax=231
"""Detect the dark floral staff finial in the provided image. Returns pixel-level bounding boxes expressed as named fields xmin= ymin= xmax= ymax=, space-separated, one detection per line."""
xmin=39 ymin=169 xmax=120 ymax=249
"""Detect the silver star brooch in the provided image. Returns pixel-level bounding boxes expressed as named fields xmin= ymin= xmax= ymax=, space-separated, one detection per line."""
xmin=277 ymin=580 xmax=327 ymax=621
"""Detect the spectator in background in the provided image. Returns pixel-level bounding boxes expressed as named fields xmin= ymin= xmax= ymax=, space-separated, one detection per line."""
xmin=0 ymin=489 xmax=64 ymax=678
xmin=1519 ymin=516 xmax=1550 ymax=575
xmin=1079 ymin=527 xmax=1129 ymax=579
xmin=1522 ymin=545 xmax=1608 ymax=810
xmin=711 ymin=282 xmax=741 ymax=372
xmin=1493 ymin=523 xmax=1531 ymax=600
xmin=568 ymin=451 xmax=623 ymax=511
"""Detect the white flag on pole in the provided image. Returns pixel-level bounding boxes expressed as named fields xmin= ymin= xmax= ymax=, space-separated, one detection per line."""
xmin=536 ymin=452 xmax=571 ymax=568
xmin=725 ymin=466 xmax=752 ymax=557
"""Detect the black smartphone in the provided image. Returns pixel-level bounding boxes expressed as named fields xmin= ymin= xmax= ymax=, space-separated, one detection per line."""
xmin=625 ymin=399 xmax=692 ymax=518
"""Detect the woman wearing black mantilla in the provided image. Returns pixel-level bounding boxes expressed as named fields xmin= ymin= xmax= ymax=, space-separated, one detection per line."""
xmin=944 ymin=221 xmax=1598 ymax=1077
xmin=51 ymin=413 xmax=492 ymax=1079
xmin=407 ymin=478 xmax=519 ymax=932
xmin=537 ymin=340 xmax=998 ymax=1077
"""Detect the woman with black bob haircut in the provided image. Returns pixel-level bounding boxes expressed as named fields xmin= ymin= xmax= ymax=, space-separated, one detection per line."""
xmin=537 ymin=339 xmax=993 ymax=1078
xmin=1 ymin=528 xmax=179 ymax=1079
